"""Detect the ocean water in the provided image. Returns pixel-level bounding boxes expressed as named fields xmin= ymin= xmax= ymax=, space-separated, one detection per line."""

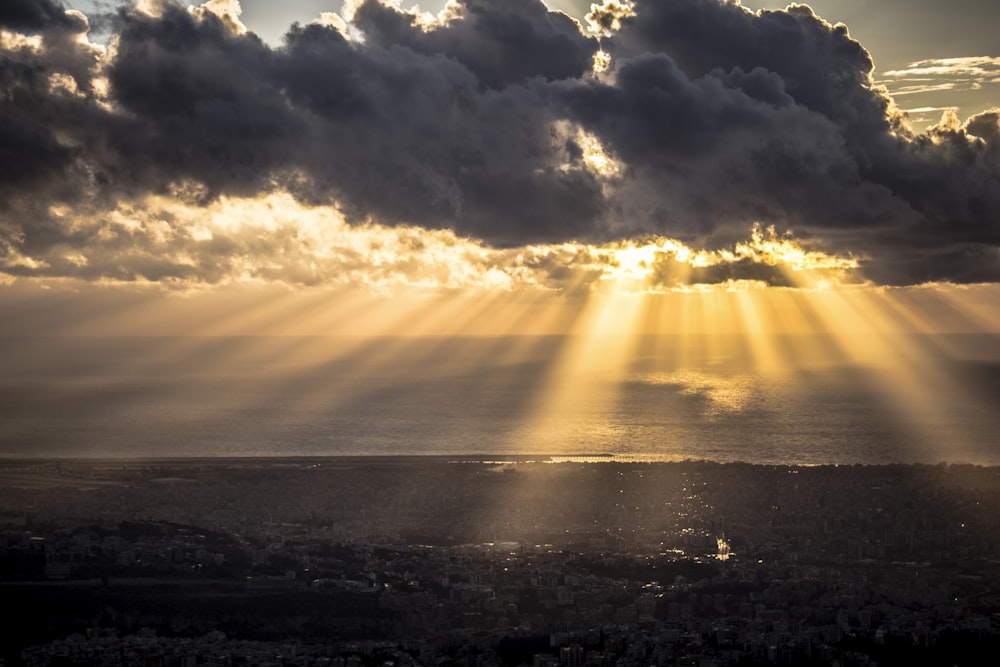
xmin=1 ymin=335 xmax=998 ymax=464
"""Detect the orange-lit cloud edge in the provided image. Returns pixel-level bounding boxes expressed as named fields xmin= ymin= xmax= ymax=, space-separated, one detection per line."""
xmin=2 ymin=187 xmax=999 ymax=337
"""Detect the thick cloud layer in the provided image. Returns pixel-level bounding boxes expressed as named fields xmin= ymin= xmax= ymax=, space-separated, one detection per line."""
xmin=0 ymin=0 xmax=83 ymax=31
xmin=1 ymin=0 xmax=999 ymax=286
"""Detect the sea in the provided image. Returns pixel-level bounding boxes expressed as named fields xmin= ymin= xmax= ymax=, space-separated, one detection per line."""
xmin=2 ymin=334 xmax=999 ymax=465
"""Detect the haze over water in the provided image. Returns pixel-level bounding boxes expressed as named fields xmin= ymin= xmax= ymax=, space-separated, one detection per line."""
xmin=3 ymin=334 xmax=997 ymax=465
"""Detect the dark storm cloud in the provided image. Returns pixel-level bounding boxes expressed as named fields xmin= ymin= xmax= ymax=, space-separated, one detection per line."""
xmin=350 ymin=0 xmax=595 ymax=90
xmin=1 ymin=0 xmax=1000 ymax=285
xmin=105 ymin=2 xmax=302 ymax=199
xmin=76 ymin=0 xmax=604 ymax=245
xmin=553 ymin=53 xmax=909 ymax=239
xmin=274 ymin=17 xmax=605 ymax=243
xmin=606 ymin=1 xmax=887 ymax=137
xmin=0 ymin=0 xmax=104 ymax=257
xmin=0 ymin=0 xmax=85 ymax=32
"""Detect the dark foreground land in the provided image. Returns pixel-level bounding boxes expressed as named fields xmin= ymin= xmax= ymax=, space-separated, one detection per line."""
xmin=3 ymin=457 xmax=1000 ymax=666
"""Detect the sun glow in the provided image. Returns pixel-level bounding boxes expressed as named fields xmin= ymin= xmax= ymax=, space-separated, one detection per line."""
xmin=3 ymin=192 xmax=999 ymax=462
xmin=4 ymin=268 xmax=1000 ymax=461
xmin=5 ymin=191 xmax=863 ymax=297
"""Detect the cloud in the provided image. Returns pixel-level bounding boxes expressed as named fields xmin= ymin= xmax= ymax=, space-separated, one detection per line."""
xmin=882 ymin=56 xmax=1000 ymax=80
xmin=584 ymin=0 xmax=635 ymax=38
xmin=1 ymin=0 xmax=1000 ymax=288
xmin=0 ymin=0 xmax=86 ymax=32
xmin=350 ymin=0 xmax=596 ymax=90
xmin=554 ymin=53 xmax=910 ymax=240
xmin=877 ymin=56 xmax=1000 ymax=106
xmin=273 ymin=13 xmax=607 ymax=244
xmin=887 ymin=83 xmax=957 ymax=97
xmin=0 ymin=189 xmax=858 ymax=293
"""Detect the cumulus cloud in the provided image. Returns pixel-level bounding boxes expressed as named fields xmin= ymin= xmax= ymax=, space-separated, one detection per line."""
xmin=585 ymin=0 xmax=635 ymax=38
xmin=0 ymin=0 xmax=85 ymax=32
xmin=350 ymin=0 xmax=596 ymax=90
xmin=1 ymin=0 xmax=999 ymax=288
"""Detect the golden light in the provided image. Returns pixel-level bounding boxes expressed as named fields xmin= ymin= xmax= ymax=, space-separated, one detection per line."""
xmin=3 ymin=0 xmax=999 ymax=466
xmin=592 ymin=49 xmax=612 ymax=74
xmin=3 ymin=189 xmax=999 ymax=462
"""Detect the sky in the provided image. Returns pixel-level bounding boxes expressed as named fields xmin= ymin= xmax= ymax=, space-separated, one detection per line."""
xmin=2 ymin=0 xmax=1000 ymax=460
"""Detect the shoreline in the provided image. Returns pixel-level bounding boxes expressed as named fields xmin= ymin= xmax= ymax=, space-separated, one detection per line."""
xmin=1 ymin=454 xmax=996 ymax=468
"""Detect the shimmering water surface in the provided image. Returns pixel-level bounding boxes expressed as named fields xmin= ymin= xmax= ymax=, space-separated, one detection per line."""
xmin=2 ymin=335 xmax=998 ymax=464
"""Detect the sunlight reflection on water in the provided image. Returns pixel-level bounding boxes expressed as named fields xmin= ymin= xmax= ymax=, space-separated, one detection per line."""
xmin=2 ymin=337 xmax=999 ymax=465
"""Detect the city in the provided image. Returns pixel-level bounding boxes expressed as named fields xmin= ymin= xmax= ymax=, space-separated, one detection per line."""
xmin=2 ymin=458 xmax=1000 ymax=666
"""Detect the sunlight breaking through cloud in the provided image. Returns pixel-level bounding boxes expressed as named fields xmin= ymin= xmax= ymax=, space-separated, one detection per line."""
xmin=1 ymin=192 xmax=863 ymax=295
xmin=3 ymin=0 xmax=1000 ymax=285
